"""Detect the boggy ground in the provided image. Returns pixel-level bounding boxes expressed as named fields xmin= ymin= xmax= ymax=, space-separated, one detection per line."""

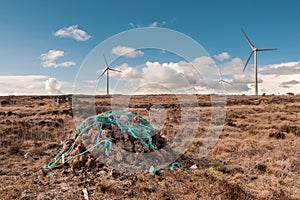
xmin=0 ymin=94 xmax=299 ymax=200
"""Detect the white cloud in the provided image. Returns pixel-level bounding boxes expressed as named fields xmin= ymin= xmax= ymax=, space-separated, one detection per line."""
xmin=214 ymin=52 xmax=231 ymax=61
xmin=259 ymin=74 xmax=300 ymax=94
xmin=101 ymin=55 xmax=300 ymax=95
xmin=84 ymin=80 xmax=98 ymax=85
xmin=249 ymin=61 xmax=300 ymax=93
xmin=214 ymin=57 xmax=300 ymax=95
xmin=267 ymin=61 xmax=300 ymax=69
xmin=232 ymin=74 xmax=253 ymax=83
xmin=45 ymin=77 xmax=62 ymax=94
xmin=54 ymin=25 xmax=91 ymax=41
xmin=260 ymin=61 xmax=300 ymax=75
xmin=107 ymin=56 xmax=217 ymax=94
xmin=129 ymin=22 xmax=142 ymax=28
xmin=141 ymin=61 xmax=185 ymax=88
xmin=40 ymin=49 xmax=76 ymax=68
xmin=0 ymin=75 xmax=74 ymax=95
xmin=129 ymin=21 xmax=166 ymax=28
xmin=110 ymin=63 xmax=140 ymax=79
xmin=109 ymin=55 xmax=300 ymax=95
xmin=0 ymin=75 xmax=48 ymax=95
xmin=112 ymin=46 xmax=144 ymax=58
xmin=149 ymin=21 xmax=166 ymax=27
xmin=219 ymin=57 xmax=244 ymax=75
xmin=129 ymin=22 xmax=136 ymax=28
xmin=149 ymin=21 xmax=159 ymax=27
xmin=123 ymin=56 xmax=215 ymax=84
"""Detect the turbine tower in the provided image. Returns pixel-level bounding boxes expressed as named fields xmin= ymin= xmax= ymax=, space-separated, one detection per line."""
xmin=241 ymin=28 xmax=276 ymax=95
xmin=97 ymin=54 xmax=121 ymax=95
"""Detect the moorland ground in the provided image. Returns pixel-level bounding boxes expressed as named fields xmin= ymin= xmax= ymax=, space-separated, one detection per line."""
xmin=0 ymin=94 xmax=299 ymax=200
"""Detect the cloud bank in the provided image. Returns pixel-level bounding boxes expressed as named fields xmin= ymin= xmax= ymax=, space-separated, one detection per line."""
xmin=101 ymin=52 xmax=300 ymax=95
xmin=0 ymin=75 xmax=50 ymax=95
xmin=106 ymin=56 xmax=217 ymax=94
xmin=2 ymin=53 xmax=300 ymax=95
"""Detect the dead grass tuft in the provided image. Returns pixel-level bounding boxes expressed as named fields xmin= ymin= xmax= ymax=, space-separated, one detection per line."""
xmin=8 ymin=145 xmax=22 ymax=155
xmin=255 ymin=163 xmax=267 ymax=173
xmin=269 ymin=130 xmax=286 ymax=139
xmin=95 ymin=182 xmax=115 ymax=193
xmin=280 ymin=124 xmax=300 ymax=136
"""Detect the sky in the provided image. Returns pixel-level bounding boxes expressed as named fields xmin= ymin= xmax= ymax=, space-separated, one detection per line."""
xmin=1 ymin=0 xmax=300 ymax=95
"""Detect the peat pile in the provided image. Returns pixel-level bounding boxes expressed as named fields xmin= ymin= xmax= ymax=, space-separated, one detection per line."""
xmin=42 ymin=110 xmax=171 ymax=172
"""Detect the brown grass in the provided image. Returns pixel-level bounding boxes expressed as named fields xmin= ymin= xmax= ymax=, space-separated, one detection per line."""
xmin=0 ymin=95 xmax=300 ymax=199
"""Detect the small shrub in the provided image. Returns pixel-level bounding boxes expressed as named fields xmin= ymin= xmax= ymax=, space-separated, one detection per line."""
xmin=269 ymin=131 xmax=286 ymax=139
xmin=226 ymin=119 xmax=236 ymax=127
xmin=255 ymin=164 xmax=267 ymax=173
xmin=278 ymin=179 xmax=286 ymax=185
xmin=249 ymin=129 xmax=259 ymax=135
xmin=213 ymin=158 xmax=222 ymax=167
xmin=8 ymin=145 xmax=22 ymax=155
xmin=280 ymin=125 xmax=300 ymax=136
xmin=96 ymin=182 xmax=113 ymax=193
xmin=281 ymin=125 xmax=296 ymax=133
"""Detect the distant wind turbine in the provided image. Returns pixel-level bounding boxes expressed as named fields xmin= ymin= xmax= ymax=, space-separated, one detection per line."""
xmin=241 ymin=28 xmax=277 ymax=95
xmin=188 ymin=83 xmax=198 ymax=94
xmin=218 ymin=68 xmax=232 ymax=85
xmin=186 ymin=80 xmax=200 ymax=94
xmin=97 ymin=54 xmax=121 ymax=95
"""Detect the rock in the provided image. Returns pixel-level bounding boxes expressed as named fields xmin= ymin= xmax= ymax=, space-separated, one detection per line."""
xmin=83 ymin=188 xmax=89 ymax=200
xmin=190 ymin=164 xmax=198 ymax=169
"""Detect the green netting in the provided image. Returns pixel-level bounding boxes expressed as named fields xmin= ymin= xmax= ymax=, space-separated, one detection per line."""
xmin=170 ymin=162 xmax=182 ymax=170
xmin=42 ymin=110 xmax=158 ymax=169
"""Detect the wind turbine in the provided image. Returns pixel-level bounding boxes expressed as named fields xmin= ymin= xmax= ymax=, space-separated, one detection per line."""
xmin=189 ymin=83 xmax=197 ymax=94
xmin=218 ymin=68 xmax=232 ymax=85
xmin=241 ymin=28 xmax=276 ymax=95
xmin=97 ymin=54 xmax=121 ymax=95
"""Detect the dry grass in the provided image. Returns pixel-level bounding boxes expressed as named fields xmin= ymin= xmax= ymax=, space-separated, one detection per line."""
xmin=0 ymin=95 xmax=300 ymax=199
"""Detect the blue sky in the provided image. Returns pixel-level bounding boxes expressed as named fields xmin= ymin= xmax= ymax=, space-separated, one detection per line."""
xmin=1 ymin=0 xmax=300 ymax=95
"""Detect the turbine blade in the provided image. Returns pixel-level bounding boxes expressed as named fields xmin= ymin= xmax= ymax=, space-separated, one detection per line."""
xmin=243 ymin=51 xmax=254 ymax=72
xmin=257 ymin=48 xmax=277 ymax=51
xmin=241 ymin=28 xmax=255 ymax=49
xmin=219 ymin=80 xmax=232 ymax=85
xmin=108 ymin=68 xmax=122 ymax=73
xmin=218 ymin=68 xmax=223 ymax=77
xmin=103 ymin=54 xmax=109 ymax=68
xmin=97 ymin=68 xmax=108 ymax=79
